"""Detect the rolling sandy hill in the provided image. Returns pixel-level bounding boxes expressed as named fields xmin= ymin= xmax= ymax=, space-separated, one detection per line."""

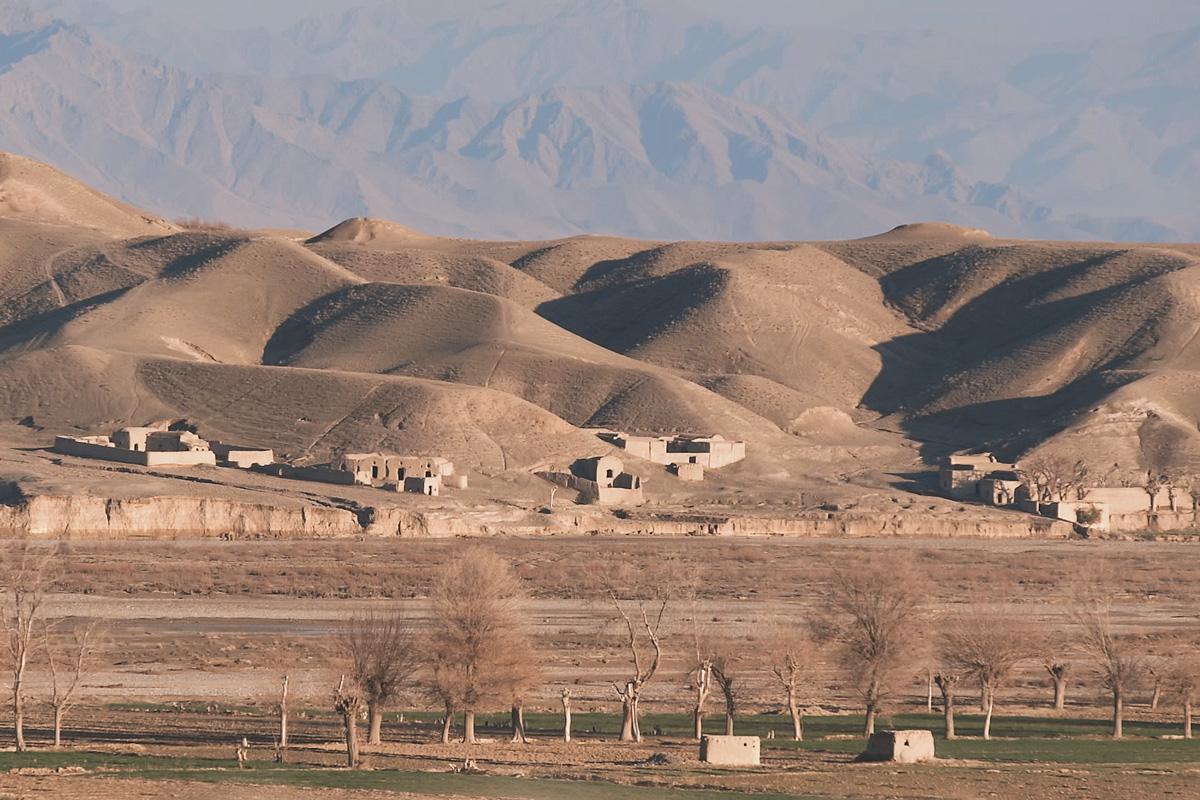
xmin=0 ymin=153 xmax=175 ymax=236
xmin=537 ymin=244 xmax=922 ymax=415
xmin=4 ymin=155 xmax=1200 ymax=525
xmin=308 ymin=222 xmax=559 ymax=308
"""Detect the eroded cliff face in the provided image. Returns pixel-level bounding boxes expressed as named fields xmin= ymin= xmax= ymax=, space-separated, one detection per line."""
xmin=0 ymin=494 xmax=1076 ymax=540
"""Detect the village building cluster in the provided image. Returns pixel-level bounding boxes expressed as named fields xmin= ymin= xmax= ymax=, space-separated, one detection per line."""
xmin=537 ymin=431 xmax=749 ymax=507
xmin=940 ymin=452 xmax=1196 ymax=532
xmin=56 ymin=424 xmax=750 ymax=509
xmin=54 ymin=426 xmax=461 ymax=497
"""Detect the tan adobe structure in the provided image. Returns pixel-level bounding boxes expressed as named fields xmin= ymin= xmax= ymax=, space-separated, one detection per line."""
xmin=403 ymin=475 xmax=441 ymax=496
xmin=1040 ymin=487 xmax=1193 ymax=531
xmin=55 ymin=427 xmax=273 ymax=470
xmin=538 ymin=454 xmax=645 ymax=506
xmin=861 ymin=730 xmax=935 ymax=764
xmin=673 ymin=462 xmax=705 ymax=482
xmin=598 ymin=431 xmax=746 ymax=469
xmin=209 ymin=442 xmax=275 ymax=469
xmin=55 ymin=426 xmax=218 ymax=467
xmin=332 ymin=453 xmax=455 ymax=487
xmin=699 ymin=735 xmax=760 ymax=766
xmin=938 ymin=453 xmax=1018 ymax=500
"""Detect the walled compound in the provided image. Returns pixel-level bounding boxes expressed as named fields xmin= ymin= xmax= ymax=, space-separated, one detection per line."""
xmin=539 ymin=454 xmax=645 ymax=506
xmin=939 ymin=452 xmax=1196 ymax=532
xmin=55 ymin=426 xmax=271 ymax=468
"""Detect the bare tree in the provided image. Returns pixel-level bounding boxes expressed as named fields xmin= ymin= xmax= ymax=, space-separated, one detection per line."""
xmin=1021 ymin=456 xmax=1089 ymax=511
xmin=1187 ymin=476 xmax=1200 ymax=527
xmin=764 ymin=624 xmax=813 ymax=741
xmin=425 ymin=547 xmax=533 ymax=744
xmin=44 ymin=620 xmax=103 ymax=748
xmin=689 ymin=650 xmax=714 ymax=741
xmin=933 ymin=672 xmax=961 ymax=739
xmin=710 ymin=647 xmax=741 ymax=736
xmin=2 ymin=543 xmax=54 ymax=751
xmin=277 ymin=674 xmax=290 ymax=756
xmin=683 ymin=563 xmax=712 ymax=741
xmin=1143 ymin=469 xmax=1170 ymax=526
xmin=601 ymin=562 xmax=678 ymax=743
xmin=1074 ymin=591 xmax=1144 ymax=739
xmin=502 ymin=644 xmax=542 ymax=744
xmin=825 ymin=556 xmax=925 ymax=737
xmin=333 ymin=674 xmax=362 ymax=768
xmin=344 ymin=611 xmax=419 ymax=745
xmin=1164 ymin=656 xmax=1200 ymax=739
xmin=941 ymin=611 xmax=1031 ymax=739
xmin=1148 ymin=660 xmax=1164 ymax=710
xmin=427 ymin=658 xmax=457 ymax=745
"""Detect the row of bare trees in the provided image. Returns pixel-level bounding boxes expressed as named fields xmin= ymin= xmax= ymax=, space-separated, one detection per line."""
xmin=833 ymin=556 xmax=1200 ymax=741
xmin=1 ymin=544 xmax=104 ymax=751
xmin=325 ymin=547 xmax=539 ymax=766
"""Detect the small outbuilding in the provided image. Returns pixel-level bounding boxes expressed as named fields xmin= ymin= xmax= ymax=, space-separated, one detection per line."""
xmin=699 ymin=735 xmax=760 ymax=766
xmin=860 ymin=730 xmax=935 ymax=764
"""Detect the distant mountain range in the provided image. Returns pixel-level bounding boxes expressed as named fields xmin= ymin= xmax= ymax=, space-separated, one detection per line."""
xmin=2 ymin=0 xmax=1197 ymax=240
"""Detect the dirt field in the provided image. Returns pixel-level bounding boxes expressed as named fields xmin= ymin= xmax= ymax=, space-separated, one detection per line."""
xmin=0 ymin=535 xmax=1196 ymax=798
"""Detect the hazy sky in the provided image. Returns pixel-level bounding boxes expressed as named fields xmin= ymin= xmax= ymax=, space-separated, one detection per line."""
xmin=51 ymin=0 xmax=1200 ymax=41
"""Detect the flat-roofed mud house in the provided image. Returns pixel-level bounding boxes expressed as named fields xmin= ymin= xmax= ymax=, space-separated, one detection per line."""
xmin=599 ymin=432 xmax=747 ymax=469
xmin=939 ymin=453 xmax=1019 ymax=500
xmin=331 ymin=453 xmax=458 ymax=494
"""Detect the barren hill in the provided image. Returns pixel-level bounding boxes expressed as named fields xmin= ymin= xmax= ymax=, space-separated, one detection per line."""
xmin=0 ymin=153 xmax=175 ymax=236
xmin=2 ymin=156 xmax=1200 ymax=536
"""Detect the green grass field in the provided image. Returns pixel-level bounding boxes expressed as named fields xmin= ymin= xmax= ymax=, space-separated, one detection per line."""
xmin=61 ymin=707 xmax=1199 ymax=798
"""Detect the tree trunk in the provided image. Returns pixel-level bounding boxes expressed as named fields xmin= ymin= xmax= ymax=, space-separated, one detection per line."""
xmin=983 ymin=693 xmax=995 ymax=740
xmin=692 ymin=665 xmax=710 ymax=741
xmin=561 ymin=692 xmax=572 ymax=743
xmin=630 ymin=695 xmax=642 ymax=742
xmin=787 ymin=688 xmax=803 ymax=742
xmin=367 ymin=702 xmax=383 ymax=745
xmin=1185 ymin=700 xmax=1193 ymax=740
xmin=440 ymin=711 xmax=453 ymax=744
xmin=13 ymin=689 xmax=25 ymax=752
xmin=864 ymin=702 xmax=877 ymax=737
xmin=1052 ymin=674 xmax=1067 ymax=711
xmin=926 ymin=670 xmax=933 ymax=714
xmin=979 ymin=676 xmax=988 ymax=712
xmin=463 ymin=710 xmax=477 ymax=744
xmin=279 ymin=675 xmax=289 ymax=750
xmin=1112 ymin=690 xmax=1123 ymax=739
xmin=342 ymin=710 xmax=360 ymax=768
xmin=619 ymin=692 xmax=635 ymax=742
xmin=940 ymin=684 xmax=956 ymax=740
xmin=510 ymin=704 xmax=528 ymax=744
xmin=724 ymin=711 xmax=734 ymax=736
xmin=53 ymin=704 xmax=64 ymax=749
xmin=1150 ymin=680 xmax=1161 ymax=711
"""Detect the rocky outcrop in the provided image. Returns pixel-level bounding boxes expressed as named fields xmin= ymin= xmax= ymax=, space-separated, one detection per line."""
xmin=0 ymin=494 xmax=1075 ymax=540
